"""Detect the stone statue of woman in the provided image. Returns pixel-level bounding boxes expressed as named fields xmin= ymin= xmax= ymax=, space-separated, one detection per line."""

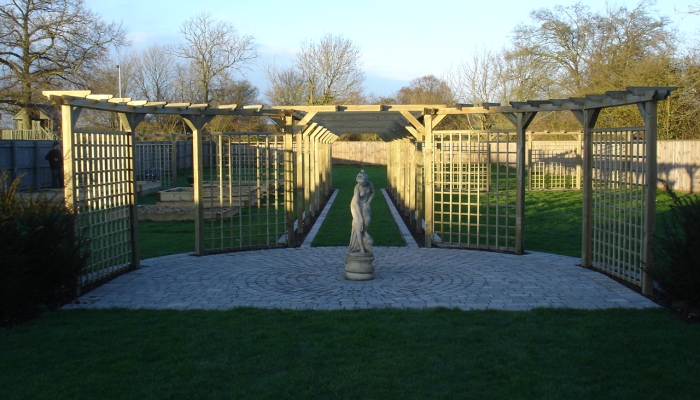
xmin=348 ymin=169 xmax=375 ymax=254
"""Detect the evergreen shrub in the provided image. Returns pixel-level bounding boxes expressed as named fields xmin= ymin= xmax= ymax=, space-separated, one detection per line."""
xmin=0 ymin=172 xmax=89 ymax=319
xmin=650 ymin=181 xmax=700 ymax=307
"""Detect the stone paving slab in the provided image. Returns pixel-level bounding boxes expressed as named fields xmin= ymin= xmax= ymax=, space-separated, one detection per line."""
xmin=64 ymin=247 xmax=658 ymax=311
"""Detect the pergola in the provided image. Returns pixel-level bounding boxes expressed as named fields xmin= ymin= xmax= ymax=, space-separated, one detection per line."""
xmin=44 ymin=86 xmax=674 ymax=295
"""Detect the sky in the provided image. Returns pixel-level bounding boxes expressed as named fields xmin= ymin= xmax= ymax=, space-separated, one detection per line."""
xmin=88 ymin=0 xmax=699 ymax=101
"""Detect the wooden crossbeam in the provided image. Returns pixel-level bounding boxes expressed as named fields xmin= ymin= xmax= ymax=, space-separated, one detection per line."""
xmin=41 ymin=87 xmax=676 ymax=136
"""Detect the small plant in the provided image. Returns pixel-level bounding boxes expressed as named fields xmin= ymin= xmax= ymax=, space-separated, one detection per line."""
xmin=0 ymin=171 xmax=90 ymax=323
xmin=649 ymin=180 xmax=700 ymax=307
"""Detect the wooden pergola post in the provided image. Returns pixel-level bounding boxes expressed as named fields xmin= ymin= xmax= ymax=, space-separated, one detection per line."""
xmin=61 ymin=104 xmax=80 ymax=215
xmin=408 ymin=140 xmax=416 ymax=226
xmin=424 ymin=111 xmax=434 ymax=247
xmin=60 ymin=104 xmax=82 ymax=294
xmin=311 ymin=127 xmax=324 ymax=215
xmin=303 ymin=124 xmax=317 ymax=226
xmin=182 ymin=116 xmax=213 ymax=255
xmin=118 ymin=112 xmax=146 ymax=268
xmin=640 ymin=100 xmax=658 ymax=296
xmin=295 ymin=125 xmax=304 ymax=234
xmin=506 ymin=112 xmax=536 ymax=255
xmin=171 ymin=136 xmax=178 ymax=189
xmin=415 ymin=140 xmax=424 ymax=233
xmin=326 ymin=135 xmax=333 ymax=195
xmin=283 ymin=114 xmax=295 ymax=246
xmin=576 ymin=108 xmax=601 ymax=268
xmin=576 ymin=132 xmax=583 ymax=190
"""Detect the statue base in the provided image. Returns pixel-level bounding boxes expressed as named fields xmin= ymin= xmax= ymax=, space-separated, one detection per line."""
xmin=345 ymin=252 xmax=375 ymax=280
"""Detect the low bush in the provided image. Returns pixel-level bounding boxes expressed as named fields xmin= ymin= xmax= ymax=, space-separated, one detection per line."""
xmin=650 ymin=181 xmax=700 ymax=307
xmin=0 ymin=172 xmax=90 ymax=322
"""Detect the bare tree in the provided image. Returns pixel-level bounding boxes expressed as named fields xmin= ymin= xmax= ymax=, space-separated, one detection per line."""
xmin=167 ymin=11 xmax=257 ymax=103
xmin=363 ymin=93 xmax=397 ymax=105
xmin=396 ymin=75 xmax=453 ymax=105
xmin=133 ymin=45 xmax=176 ymax=101
xmin=499 ymin=49 xmax=556 ymax=101
xmin=264 ymin=63 xmax=306 ymax=106
xmin=445 ymin=49 xmax=507 ymax=129
xmin=511 ymin=1 xmax=595 ymax=95
xmin=587 ymin=1 xmax=675 ymax=91
xmin=447 ymin=48 xmax=501 ymax=105
xmin=682 ymin=3 xmax=700 ymax=14
xmin=0 ymin=0 xmax=127 ymax=128
xmin=171 ymin=63 xmax=198 ymax=103
xmin=207 ymin=77 xmax=263 ymax=132
xmin=295 ymin=33 xmax=365 ymax=105
xmin=76 ymin=53 xmax=138 ymax=130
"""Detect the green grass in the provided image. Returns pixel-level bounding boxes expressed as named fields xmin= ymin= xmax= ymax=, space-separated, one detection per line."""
xmin=1 ymin=307 xmax=699 ymax=399
xmin=524 ymin=188 xmax=680 ymax=258
xmin=524 ymin=190 xmax=583 ymax=257
xmin=311 ymin=164 xmax=405 ymax=247
xmin=138 ymin=220 xmax=194 ymax=259
xmin=137 ymin=166 xmax=686 ymax=259
xmin=5 ymin=170 xmax=700 ymax=399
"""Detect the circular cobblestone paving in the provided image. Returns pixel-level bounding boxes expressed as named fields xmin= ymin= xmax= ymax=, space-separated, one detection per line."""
xmin=65 ymin=247 xmax=658 ymax=311
xmin=237 ymin=258 xmax=486 ymax=304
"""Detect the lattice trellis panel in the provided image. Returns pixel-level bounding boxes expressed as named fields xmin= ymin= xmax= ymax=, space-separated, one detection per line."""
xmin=72 ymin=130 xmax=134 ymax=285
xmin=201 ymin=133 xmax=287 ymax=252
xmin=591 ymin=128 xmax=647 ymax=286
xmin=134 ymin=141 xmax=175 ymax=188
xmin=529 ymin=137 xmax=581 ymax=190
xmin=431 ymin=131 xmax=517 ymax=251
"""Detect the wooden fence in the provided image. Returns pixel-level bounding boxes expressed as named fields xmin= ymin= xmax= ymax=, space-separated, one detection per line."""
xmin=0 ymin=140 xmax=55 ymax=190
xmin=657 ymin=140 xmax=700 ymax=193
xmin=334 ymin=139 xmax=700 ymax=193
xmin=332 ymin=141 xmax=386 ymax=165
xmin=3 ymin=139 xmax=699 ymax=193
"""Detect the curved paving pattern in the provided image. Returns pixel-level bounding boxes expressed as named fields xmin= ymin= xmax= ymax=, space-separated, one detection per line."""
xmin=65 ymin=246 xmax=657 ymax=311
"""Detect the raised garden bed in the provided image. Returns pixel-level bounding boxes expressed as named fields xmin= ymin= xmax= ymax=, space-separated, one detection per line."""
xmin=137 ymin=181 xmax=161 ymax=196
xmin=137 ymin=205 xmax=238 ymax=221
xmin=156 ymin=186 xmax=258 ymax=206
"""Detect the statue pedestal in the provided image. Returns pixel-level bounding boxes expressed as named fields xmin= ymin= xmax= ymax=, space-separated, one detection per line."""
xmin=345 ymin=252 xmax=375 ymax=281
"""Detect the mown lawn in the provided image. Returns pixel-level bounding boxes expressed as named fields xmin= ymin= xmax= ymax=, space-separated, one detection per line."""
xmin=311 ymin=164 xmax=404 ymax=247
xmin=1 ymin=308 xmax=699 ymax=399
xmin=3 ymin=165 xmax=697 ymax=399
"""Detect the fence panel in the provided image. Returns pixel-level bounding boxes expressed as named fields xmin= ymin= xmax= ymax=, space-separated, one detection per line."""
xmin=332 ymin=141 xmax=387 ymax=165
xmin=7 ymin=138 xmax=698 ymax=193
xmin=529 ymin=135 xmax=581 ymax=190
xmin=199 ymin=133 xmax=288 ymax=253
xmin=431 ymin=131 xmax=517 ymax=251
xmin=657 ymin=140 xmax=700 ymax=193
xmin=71 ymin=130 xmax=135 ymax=286
xmin=0 ymin=140 xmax=54 ymax=190
xmin=590 ymin=128 xmax=647 ymax=287
xmin=134 ymin=141 xmax=175 ymax=188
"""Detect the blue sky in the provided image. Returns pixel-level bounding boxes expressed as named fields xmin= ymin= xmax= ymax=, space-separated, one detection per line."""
xmin=89 ymin=0 xmax=699 ymax=100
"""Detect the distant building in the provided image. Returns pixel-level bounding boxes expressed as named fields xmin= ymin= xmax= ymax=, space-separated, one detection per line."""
xmin=2 ymin=105 xmax=60 ymax=140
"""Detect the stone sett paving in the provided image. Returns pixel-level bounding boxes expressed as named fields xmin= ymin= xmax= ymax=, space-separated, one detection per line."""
xmin=64 ymin=246 xmax=657 ymax=311
xmin=64 ymin=188 xmax=657 ymax=311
